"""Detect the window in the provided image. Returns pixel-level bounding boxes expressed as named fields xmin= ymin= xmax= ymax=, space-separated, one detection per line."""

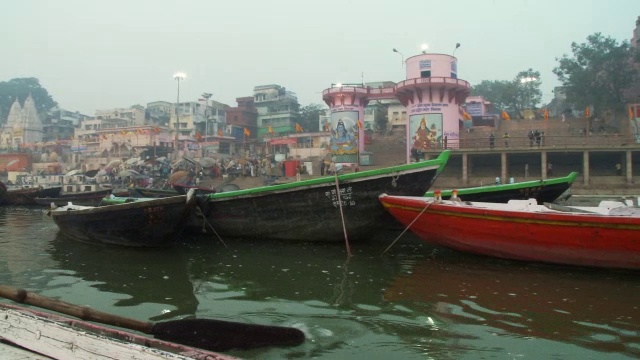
xmin=421 ymin=70 xmax=431 ymax=78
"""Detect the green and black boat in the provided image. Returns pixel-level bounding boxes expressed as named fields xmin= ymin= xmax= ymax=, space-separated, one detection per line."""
xmin=425 ymin=172 xmax=578 ymax=203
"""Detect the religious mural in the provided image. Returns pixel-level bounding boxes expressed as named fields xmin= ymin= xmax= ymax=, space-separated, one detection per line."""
xmin=329 ymin=111 xmax=359 ymax=155
xmin=410 ymin=113 xmax=442 ymax=153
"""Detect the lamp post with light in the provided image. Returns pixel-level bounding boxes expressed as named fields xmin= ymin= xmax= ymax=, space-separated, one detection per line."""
xmin=173 ymin=72 xmax=186 ymax=160
xmin=202 ymin=92 xmax=212 ymax=140
xmin=520 ymin=76 xmax=537 ymax=128
xmin=392 ymin=48 xmax=404 ymax=67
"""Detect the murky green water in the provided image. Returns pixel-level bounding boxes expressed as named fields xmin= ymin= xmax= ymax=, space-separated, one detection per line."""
xmin=1 ymin=206 xmax=638 ymax=359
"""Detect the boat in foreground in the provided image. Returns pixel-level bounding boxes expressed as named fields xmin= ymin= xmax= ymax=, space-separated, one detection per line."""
xmin=195 ymin=150 xmax=451 ymax=242
xmin=425 ymin=171 xmax=578 ymax=203
xmin=379 ymin=194 xmax=640 ymax=270
xmin=47 ymin=189 xmax=197 ymax=246
xmin=0 ymin=303 xmax=234 ymax=360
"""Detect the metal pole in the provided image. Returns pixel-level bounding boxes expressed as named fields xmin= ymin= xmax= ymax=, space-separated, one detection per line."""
xmin=174 ymin=78 xmax=180 ymax=160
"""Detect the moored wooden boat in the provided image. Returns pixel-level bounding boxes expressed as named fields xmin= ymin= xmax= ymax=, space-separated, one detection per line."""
xmin=0 ymin=185 xmax=62 ymax=206
xmin=34 ymin=188 xmax=114 ymax=207
xmin=425 ymin=172 xmax=578 ymax=203
xmin=47 ymin=189 xmax=197 ymax=247
xmin=0 ymin=303 xmax=235 ymax=360
xmin=195 ymin=150 xmax=451 ymax=242
xmin=129 ymin=186 xmax=180 ymax=198
xmin=378 ymin=194 xmax=640 ymax=270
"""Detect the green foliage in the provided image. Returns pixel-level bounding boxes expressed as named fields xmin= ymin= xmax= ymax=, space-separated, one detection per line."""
xmin=372 ymin=101 xmax=389 ymax=132
xmin=471 ymin=68 xmax=541 ymax=117
xmin=0 ymin=77 xmax=58 ymax=124
xmin=553 ymin=33 xmax=636 ymax=115
xmin=297 ymin=103 xmax=326 ymax=132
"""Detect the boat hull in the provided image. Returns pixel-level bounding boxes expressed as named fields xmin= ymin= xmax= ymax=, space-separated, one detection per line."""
xmin=0 ymin=186 xmax=62 ymax=206
xmin=426 ymin=172 xmax=578 ymax=203
xmin=0 ymin=303 xmax=233 ymax=360
xmin=35 ymin=188 xmax=114 ymax=206
xmin=49 ymin=194 xmax=195 ymax=246
xmin=379 ymin=194 xmax=640 ymax=270
xmin=197 ymin=151 xmax=450 ymax=242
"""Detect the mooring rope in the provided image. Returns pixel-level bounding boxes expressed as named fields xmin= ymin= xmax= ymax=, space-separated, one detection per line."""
xmin=195 ymin=204 xmax=229 ymax=250
xmin=334 ymin=163 xmax=352 ymax=257
xmin=381 ymin=198 xmax=432 ymax=255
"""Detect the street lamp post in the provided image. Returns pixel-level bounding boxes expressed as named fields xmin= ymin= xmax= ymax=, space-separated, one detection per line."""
xmin=173 ymin=72 xmax=186 ymax=160
xmin=202 ymin=92 xmax=212 ymax=140
xmin=453 ymin=43 xmax=461 ymax=56
xmin=520 ymin=76 xmax=537 ymax=116
xmin=520 ymin=76 xmax=537 ymax=129
xmin=392 ymin=48 xmax=404 ymax=67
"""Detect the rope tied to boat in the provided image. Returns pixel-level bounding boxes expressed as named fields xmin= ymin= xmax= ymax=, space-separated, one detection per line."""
xmin=334 ymin=162 xmax=352 ymax=257
xmin=381 ymin=198 xmax=433 ymax=255
xmin=391 ymin=174 xmax=399 ymax=188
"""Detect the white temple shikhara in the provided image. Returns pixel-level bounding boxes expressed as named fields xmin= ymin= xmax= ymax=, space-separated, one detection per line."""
xmin=1 ymin=94 xmax=44 ymax=149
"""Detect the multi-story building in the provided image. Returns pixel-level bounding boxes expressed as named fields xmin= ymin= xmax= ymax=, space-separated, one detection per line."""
xmin=95 ymin=107 xmax=145 ymax=126
xmin=146 ymin=101 xmax=173 ymax=127
xmin=43 ymin=107 xmax=91 ymax=142
xmin=253 ymin=84 xmax=300 ymax=139
xmin=195 ymin=98 xmax=228 ymax=140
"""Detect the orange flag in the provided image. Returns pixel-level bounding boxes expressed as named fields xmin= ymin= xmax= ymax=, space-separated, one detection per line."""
xmin=585 ymin=106 xmax=591 ymax=118
xmin=217 ymin=129 xmax=223 ymax=136
xmin=463 ymin=111 xmax=472 ymax=120
xmin=357 ymin=119 xmax=363 ymax=129
xmin=324 ymin=122 xmax=330 ymax=132
xmin=501 ymin=110 xmax=511 ymax=121
xmin=630 ymin=105 xmax=635 ymax=120
xmin=543 ymin=108 xmax=549 ymax=120
xmin=243 ymin=127 xmax=250 ymax=136
xmin=268 ymin=126 xmax=274 ymax=134
xmin=295 ymin=123 xmax=303 ymax=132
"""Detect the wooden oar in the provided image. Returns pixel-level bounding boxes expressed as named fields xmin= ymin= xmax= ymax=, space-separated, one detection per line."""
xmin=0 ymin=285 xmax=305 ymax=352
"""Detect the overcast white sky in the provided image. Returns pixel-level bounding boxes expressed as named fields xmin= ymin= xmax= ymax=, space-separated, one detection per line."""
xmin=1 ymin=0 xmax=637 ymax=114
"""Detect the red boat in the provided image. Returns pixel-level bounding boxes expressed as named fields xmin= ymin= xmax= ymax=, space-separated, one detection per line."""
xmin=379 ymin=195 xmax=640 ymax=270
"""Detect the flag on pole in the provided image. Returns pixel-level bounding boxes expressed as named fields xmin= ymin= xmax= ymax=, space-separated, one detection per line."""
xmin=324 ymin=122 xmax=330 ymax=132
xmin=195 ymin=131 xmax=203 ymax=142
xmin=268 ymin=126 xmax=274 ymax=134
xmin=543 ymin=108 xmax=549 ymax=120
xmin=463 ymin=111 xmax=472 ymax=120
xmin=630 ymin=105 xmax=635 ymax=120
xmin=295 ymin=123 xmax=303 ymax=132
xmin=218 ymin=129 xmax=224 ymax=136
xmin=244 ymin=127 xmax=250 ymax=136
xmin=585 ymin=106 xmax=591 ymax=118
xmin=357 ymin=119 xmax=363 ymax=129
xmin=501 ymin=110 xmax=511 ymax=121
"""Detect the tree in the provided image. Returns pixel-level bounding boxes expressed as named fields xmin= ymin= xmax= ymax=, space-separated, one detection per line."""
xmin=471 ymin=69 xmax=542 ymax=117
xmin=0 ymin=77 xmax=58 ymax=124
xmin=471 ymin=80 xmax=514 ymax=111
xmin=553 ymin=33 xmax=636 ymax=115
xmin=372 ymin=101 xmax=389 ymax=132
xmin=297 ymin=103 xmax=326 ymax=132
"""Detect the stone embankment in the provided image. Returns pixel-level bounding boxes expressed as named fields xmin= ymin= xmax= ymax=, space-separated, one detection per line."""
xmin=200 ymin=129 xmax=638 ymax=197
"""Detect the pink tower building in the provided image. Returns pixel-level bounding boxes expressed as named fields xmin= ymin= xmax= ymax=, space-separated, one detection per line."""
xmin=322 ymin=52 xmax=470 ymax=163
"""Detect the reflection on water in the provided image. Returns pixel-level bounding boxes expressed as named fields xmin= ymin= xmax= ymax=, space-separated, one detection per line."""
xmin=385 ymin=250 xmax=640 ymax=359
xmin=0 ymin=208 xmax=638 ymax=359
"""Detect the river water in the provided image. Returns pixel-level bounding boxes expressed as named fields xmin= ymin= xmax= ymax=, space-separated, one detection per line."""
xmin=0 ymin=205 xmax=639 ymax=359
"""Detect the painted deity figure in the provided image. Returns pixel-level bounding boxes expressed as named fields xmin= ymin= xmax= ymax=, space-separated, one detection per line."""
xmin=330 ymin=119 xmax=356 ymax=154
xmin=413 ymin=118 xmax=430 ymax=151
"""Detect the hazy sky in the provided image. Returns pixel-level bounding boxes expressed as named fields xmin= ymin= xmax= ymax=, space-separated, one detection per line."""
xmin=1 ymin=0 xmax=637 ymax=115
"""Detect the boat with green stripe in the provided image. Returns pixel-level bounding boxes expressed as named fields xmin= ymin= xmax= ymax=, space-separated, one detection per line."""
xmin=194 ymin=150 xmax=451 ymax=242
xmin=425 ymin=172 xmax=578 ymax=203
